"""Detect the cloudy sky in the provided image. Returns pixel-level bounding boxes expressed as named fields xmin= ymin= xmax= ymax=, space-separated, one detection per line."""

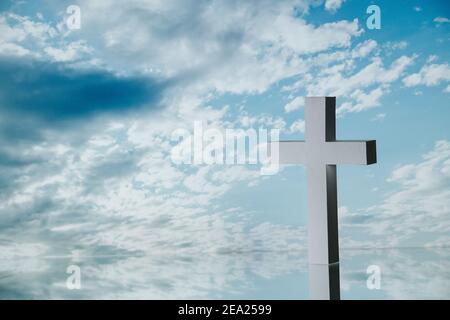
xmin=0 ymin=0 xmax=449 ymax=286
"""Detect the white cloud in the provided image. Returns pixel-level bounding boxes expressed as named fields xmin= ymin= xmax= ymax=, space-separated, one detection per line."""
xmin=383 ymin=41 xmax=408 ymax=53
xmin=0 ymin=12 xmax=94 ymax=63
xmin=184 ymin=167 xmax=228 ymax=195
xmin=403 ymin=73 xmax=422 ymax=86
xmin=0 ymin=42 xmax=34 ymax=57
xmin=0 ymin=242 xmax=48 ymax=259
xmin=237 ymin=112 xmax=286 ymax=130
xmin=371 ymin=113 xmax=386 ymax=122
xmin=427 ymin=55 xmax=439 ymax=63
xmin=0 ymin=2 xmax=367 ymax=114
xmin=0 ymin=247 xmax=309 ymax=298
xmin=324 ymin=0 xmax=346 ymax=12
xmin=0 ymin=13 xmax=56 ymax=42
xmin=0 ymin=97 xmax=302 ymax=258
xmin=70 ymin=0 xmax=362 ymax=94
xmin=44 ymin=40 xmax=93 ymax=62
xmin=381 ymin=143 xmax=450 ymax=238
xmin=434 ymin=17 xmax=450 ymax=24
xmin=289 ymin=119 xmax=306 ymax=134
xmin=337 ymin=87 xmax=385 ymax=115
xmin=351 ymin=39 xmax=378 ymax=58
xmin=403 ymin=63 xmax=450 ymax=90
xmin=284 ymin=96 xmax=305 ymax=113
xmin=342 ymin=140 xmax=450 ymax=248
xmin=286 ymin=55 xmax=414 ymax=115
xmin=212 ymin=166 xmax=260 ymax=185
xmin=293 ymin=55 xmax=414 ymax=98
xmin=340 ymin=248 xmax=450 ymax=299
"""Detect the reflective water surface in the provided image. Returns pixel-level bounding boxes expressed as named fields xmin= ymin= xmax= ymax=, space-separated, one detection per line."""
xmin=0 ymin=248 xmax=449 ymax=299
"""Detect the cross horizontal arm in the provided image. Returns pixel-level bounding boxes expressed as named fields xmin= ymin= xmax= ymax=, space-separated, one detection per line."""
xmin=270 ymin=141 xmax=307 ymax=164
xmin=323 ymin=140 xmax=377 ymax=165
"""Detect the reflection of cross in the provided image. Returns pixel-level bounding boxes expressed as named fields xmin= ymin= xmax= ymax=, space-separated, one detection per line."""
xmin=273 ymin=97 xmax=376 ymax=298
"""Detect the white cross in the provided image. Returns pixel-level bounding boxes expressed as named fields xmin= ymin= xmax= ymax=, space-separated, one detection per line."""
xmin=273 ymin=97 xmax=377 ymax=265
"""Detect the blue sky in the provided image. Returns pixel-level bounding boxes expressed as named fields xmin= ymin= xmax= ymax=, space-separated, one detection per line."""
xmin=0 ymin=0 xmax=449 ymax=271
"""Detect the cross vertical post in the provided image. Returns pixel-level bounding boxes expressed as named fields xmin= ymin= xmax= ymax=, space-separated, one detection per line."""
xmin=305 ymin=97 xmax=339 ymax=265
